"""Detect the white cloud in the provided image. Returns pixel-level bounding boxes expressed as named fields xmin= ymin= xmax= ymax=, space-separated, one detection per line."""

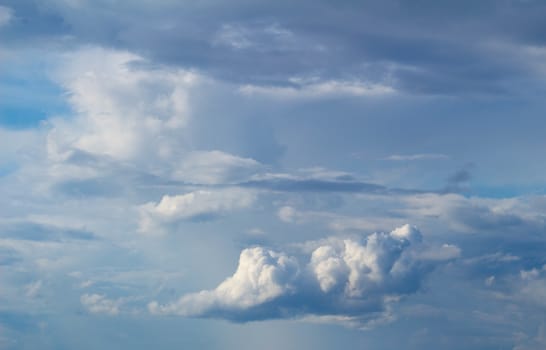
xmin=0 ymin=6 xmax=13 ymax=27
xmin=43 ymin=47 xmax=266 ymax=190
xmin=80 ymin=293 xmax=121 ymax=315
xmin=149 ymin=225 xmax=459 ymax=326
xmin=48 ymin=47 xmax=197 ymax=163
xmin=138 ymin=188 xmax=257 ymax=235
xmin=149 ymin=247 xmax=299 ymax=316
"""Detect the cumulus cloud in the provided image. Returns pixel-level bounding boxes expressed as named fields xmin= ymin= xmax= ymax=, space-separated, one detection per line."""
xmin=42 ymin=47 xmax=267 ymax=192
xmin=149 ymin=225 xmax=459 ymax=326
xmin=138 ymin=188 xmax=257 ymax=235
xmin=149 ymin=247 xmax=299 ymax=318
xmin=48 ymin=47 xmax=196 ymax=163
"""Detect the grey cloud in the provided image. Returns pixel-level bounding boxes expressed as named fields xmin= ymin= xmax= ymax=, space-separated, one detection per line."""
xmin=239 ymin=174 xmax=424 ymax=195
xmin=4 ymin=0 xmax=546 ymax=95
xmin=443 ymin=165 xmax=473 ymax=193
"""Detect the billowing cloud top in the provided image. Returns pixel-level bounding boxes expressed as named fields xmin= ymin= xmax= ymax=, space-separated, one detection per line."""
xmin=149 ymin=225 xmax=459 ymax=326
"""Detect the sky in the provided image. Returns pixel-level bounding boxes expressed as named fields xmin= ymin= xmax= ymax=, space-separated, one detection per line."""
xmin=1 ymin=0 xmax=546 ymax=349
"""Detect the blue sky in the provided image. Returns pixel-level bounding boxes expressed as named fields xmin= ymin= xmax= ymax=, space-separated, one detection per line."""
xmin=1 ymin=1 xmax=546 ymax=349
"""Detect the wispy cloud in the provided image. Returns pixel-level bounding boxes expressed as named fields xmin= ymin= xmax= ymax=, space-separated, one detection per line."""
xmin=383 ymin=154 xmax=449 ymax=161
xmin=0 ymin=6 xmax=13 ymax=27
xmin=239 ymin=79 xmax=395 ymax=99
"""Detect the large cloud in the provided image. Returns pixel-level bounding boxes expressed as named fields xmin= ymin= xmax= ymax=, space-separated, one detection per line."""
xmin=48 ymin=47 xmax=195 ymax=163
xmin=149 ymin=225 xmax=459 ymax=326
xmin=42 ymin=47 xmax=264 ymax=194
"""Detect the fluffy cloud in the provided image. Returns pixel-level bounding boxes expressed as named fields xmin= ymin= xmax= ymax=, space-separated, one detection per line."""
xmin=149 ymin=225 xmax=459 ymax=326
xmin=42 ymin=47 xmax=266 ymax=192
xmin=149 ymin=247 xmax=299 ymax=318
xmin=49 ymin=47 xmax=196 ymax=163
xmin=138 ymin=188 xmax=257 ymax=235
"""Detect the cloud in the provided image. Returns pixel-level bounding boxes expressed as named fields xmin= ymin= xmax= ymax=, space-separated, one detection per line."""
xmin=42 ymin=47 xmax=267 ymax=195
xmin=138 ymin=188 xmax=257 ymax=235
xmin=149 ymin=225 xmax=459 ymax=326
xmin=172 ymin=150 xmax=261 ymax=185
xmin=274 ymin=205 xmax=407 ymax=233
xmin=80 ymin=294 xmax=121 ymax=315
xmin=277 ymin=206 xmax=301 ymax=223
xmin=212 ymin=22 xmax=294 ymax=51
xmin=241 ymin=172 xmax=417 ymax=194
xmin=0 ymin=6 xmax=12 ymax=27
xmin=8 ymin=0 xmax=546 ymax=95
xmin=516 ymin=265 xmax=546 ymax=309
xmin=24 ymin=280 xmax=42 ymax=298
xmin=398 ymin=193 xmax=546 ymax=235
xmin=384 ymin=154 xmax=449 ymax=161
xmin=213 ymin=24 xmax=254 ymax=49
xmin=239 ymin=79 xmax=395 ymax=99
xmin=443 ymin=164 xmax=473 ymax=193
xmin=48 ymin=46 xmax=197 ymax=163
xmin=150 ymin=247 xmax=299 ymax=318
